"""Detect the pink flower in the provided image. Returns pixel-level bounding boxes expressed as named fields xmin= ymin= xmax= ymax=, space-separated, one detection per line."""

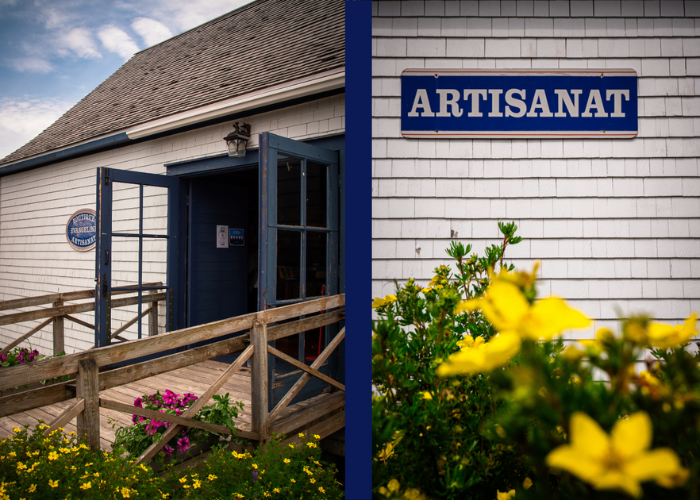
xmin=134 ymin=397 xmax=143 ymax=408
xmin=163 ymin=445 xmax=174 ymax=457
xmin=177 ymin=436 xmax=190 ymax=452
xmin=145 ymin=419 xmax=163 ymax=435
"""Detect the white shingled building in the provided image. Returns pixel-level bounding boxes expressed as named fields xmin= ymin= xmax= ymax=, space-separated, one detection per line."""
xmin=372 ymin=0 xmax=700 ymax=339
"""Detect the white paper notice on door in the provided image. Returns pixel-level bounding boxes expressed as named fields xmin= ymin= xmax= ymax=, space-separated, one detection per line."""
xmin=216 ymin=225 xmax=229 ymax=248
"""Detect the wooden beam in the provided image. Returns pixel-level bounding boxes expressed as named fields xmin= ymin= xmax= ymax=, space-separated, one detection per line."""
xmin=267 ymin=346 xmax=345 ymax=391
xmin=53 ymin=300 xmax=64 ymax=356
xmin=250 ymin=321 xmax=269 ymax=441
xmin=270 ymin=392 xmax=345 ymax=437
xmin=267 ymin=310 xmax=345 ymax=341
xmin=99 ymin=398 xmax=259 ymax=440
xmin=99 ymin=335 xmax=247 ymax=391
xmin=136 ymin=344 xmax=255 ymax=464
xmin=148 ymin=292 xmax=159 ymax=337
xmin=45 ymin=398 xmax=84 ymax=435
xmin=0 ymin=380 xmax=74 ymax=417
xmin=64 ymin=314 xmax=94 ymax=330
xmin=0 ymin=318 xmax=53 ymax=356
xmin=0 ymin=282 xmax=163 ymax=312
xmin=77 ymin=359 xmax=100 ymax=450
xmin=0 ymin=294 xmax=344 ymax=392
xmin=110 ymin=306 xmax=152 ymax=339
xmin=267 ymin=328 xmax=345 ymax=424
xmin=0 ymin=292 xmax=165 ymax=328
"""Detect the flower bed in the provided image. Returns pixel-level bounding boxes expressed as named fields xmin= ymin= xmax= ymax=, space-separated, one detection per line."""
xmin=373 ymin=223 xmax=700 ymax=500
xmin=0 ymin=424 xmax=343 ymax=499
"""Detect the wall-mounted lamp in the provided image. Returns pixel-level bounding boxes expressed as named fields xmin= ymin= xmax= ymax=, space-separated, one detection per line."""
xmin=223 ymin=122 xmax=251 ymax=158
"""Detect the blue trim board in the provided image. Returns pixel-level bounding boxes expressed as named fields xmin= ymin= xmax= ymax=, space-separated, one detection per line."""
xmin=0 ymin=89 xmax=345 ymax=179
xmin=345 ymin=1 xmax=371 ymax=498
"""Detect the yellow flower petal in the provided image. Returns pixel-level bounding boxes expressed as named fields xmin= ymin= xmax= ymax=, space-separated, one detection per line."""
xmin=623 ymin=448 xmax=681 ymax=482
xmin=569 ymin=412 xmax=610 ymax=461
xmin=593 ymin=470 xmax=641 ymax=497
xmin=611 ymin=412 xmax=651 ymax=461
xmin=479 ymin=281 xmax=530 ymax=331
xmin=528 ymin=297 xmax=591 ymax=340
xmin=546 ymin=445 xmax=605 ymax=482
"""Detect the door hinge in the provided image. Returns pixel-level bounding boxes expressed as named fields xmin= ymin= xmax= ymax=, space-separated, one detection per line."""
xmin=104 ymin=168 xmax=110 ymax=185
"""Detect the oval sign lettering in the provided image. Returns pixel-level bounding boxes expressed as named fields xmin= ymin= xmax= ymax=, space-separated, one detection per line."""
xmin=66 ymin=209 xmax=97 ymax=251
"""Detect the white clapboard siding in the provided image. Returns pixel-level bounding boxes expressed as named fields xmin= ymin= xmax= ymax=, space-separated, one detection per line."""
xmin=372 ymin=1 xmax=700 ymax=338
xmin=0 ymin=94 xmax=345 ymax=353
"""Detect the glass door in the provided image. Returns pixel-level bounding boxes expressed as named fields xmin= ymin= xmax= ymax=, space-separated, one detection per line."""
xmin=258 ymin=132 xmax=339 ymax=409
xmin=95 ymin=167 xmax=185 ymax=348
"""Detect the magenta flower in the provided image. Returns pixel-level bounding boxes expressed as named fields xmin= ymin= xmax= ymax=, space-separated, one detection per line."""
xmin=145 ymin=419 xmax=163 ymax=435
xmin=163 ymin=445 xmax=174 ymax=457
xmin=253 ymin=469 xmax=258 ymax=484
xmin=134 ymin=397 xmax=143 ymax=408
xmin=177 ymin=436 xmax=190 ymax=452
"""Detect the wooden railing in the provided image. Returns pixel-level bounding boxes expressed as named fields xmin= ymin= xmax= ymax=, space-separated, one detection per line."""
xmin=0 ymin=284 xmax=164 ymax=356
xmin=0 ymin=294 xmax=345 ymax=464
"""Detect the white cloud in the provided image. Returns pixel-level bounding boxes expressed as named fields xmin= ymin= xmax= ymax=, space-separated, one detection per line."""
xmin=97 ymin=25 xmax=140 ymax=60
xmin=7 ymin=57 xmax=54 ymax=73
xmin=131 ymin=17 xmax=172 ymax=47
xmin=121 ymin=0 xmax=253 ymax=33
xmin=62 ymin=27 xmax=101 ymax=59
xmin=0 ymin=97 xmax=72 ymax=160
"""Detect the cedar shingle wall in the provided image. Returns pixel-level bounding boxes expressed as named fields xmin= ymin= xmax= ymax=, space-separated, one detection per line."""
xmin=371 ymin=0 xmax=700 ymax=337
xmin=0 ymin=94 xmax=345 ymax=353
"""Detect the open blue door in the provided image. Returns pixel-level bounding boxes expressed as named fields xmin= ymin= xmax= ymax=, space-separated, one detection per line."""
xmin=258 ymin=132 xmax=340 ymax=411
xmin=95 ymin=167 xmax=185 ymax=348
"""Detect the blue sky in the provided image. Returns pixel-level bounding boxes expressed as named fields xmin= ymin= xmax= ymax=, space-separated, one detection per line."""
xmin=0 ymin=0 xmax=254 ymax=160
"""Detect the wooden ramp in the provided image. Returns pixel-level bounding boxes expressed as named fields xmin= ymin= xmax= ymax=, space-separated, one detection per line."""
xmin=0 ymin=360 xmax=343 ymax=452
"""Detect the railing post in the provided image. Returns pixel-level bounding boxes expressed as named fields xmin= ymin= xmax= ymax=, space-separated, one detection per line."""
xmin=52 ymin=300 xmax=64 ymax=355
xmin=250 ymin=319 xmax=269 ymax=442
xmin=77 ymin=359 xmax=100 ymax=450
xmin=148 ymin=291 xmax=159 ymax=337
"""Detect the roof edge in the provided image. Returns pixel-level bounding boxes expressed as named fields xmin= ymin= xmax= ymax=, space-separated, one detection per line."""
xmin=126 ymin=68 xmax=345 ymax=140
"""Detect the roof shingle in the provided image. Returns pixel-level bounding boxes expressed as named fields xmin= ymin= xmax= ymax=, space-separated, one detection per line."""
xmin=1 ymin=0 xmax=344 ymax=166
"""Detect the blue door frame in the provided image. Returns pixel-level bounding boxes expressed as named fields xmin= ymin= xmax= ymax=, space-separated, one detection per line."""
xmin=94 ymin=167 xmax=186 ymax=349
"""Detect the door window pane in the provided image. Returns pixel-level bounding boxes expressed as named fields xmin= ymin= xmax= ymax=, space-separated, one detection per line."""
xmin=276 ymin=230 xmax=300 ymax=301
xmin=277 ymin=157 xmax=301 ymax=226
xmin=306 ymin=231 xmax=326 ymax=298
xmin=306 ymin=161 xmax=327 ymax=228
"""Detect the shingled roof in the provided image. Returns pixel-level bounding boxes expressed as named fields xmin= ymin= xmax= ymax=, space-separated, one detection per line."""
xmin=1 ymin=0 xmax=344 ymax=166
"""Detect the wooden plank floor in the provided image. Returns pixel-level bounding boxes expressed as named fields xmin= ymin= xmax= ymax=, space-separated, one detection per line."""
xmin=0 ymin=360 xmax=255 ymax=451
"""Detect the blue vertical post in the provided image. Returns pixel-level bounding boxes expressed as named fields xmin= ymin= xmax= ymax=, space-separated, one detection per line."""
xmin=95 ymin=167 xmax=112 ymax=348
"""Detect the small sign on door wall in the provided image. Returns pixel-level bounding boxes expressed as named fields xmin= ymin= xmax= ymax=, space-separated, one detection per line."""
xmin=217 ymin=225 xmax=229 ymax=248
xmin=66 ymin=209 xmax=96 ymax=251
xmin=401 ymin=69 xmax=638 ymax=139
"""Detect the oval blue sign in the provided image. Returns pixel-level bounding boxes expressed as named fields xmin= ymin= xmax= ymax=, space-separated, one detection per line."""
xmin=66 ymin=209 xmax=97 ymax=251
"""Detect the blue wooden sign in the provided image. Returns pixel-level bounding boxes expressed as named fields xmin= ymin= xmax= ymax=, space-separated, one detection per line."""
xmin=66 ymin=209 xmax=96 ymax=251
xmin=401 ymin=69 xmax=638 ymax=139
xmin=229 ymin=228 xmax=244 ymax=247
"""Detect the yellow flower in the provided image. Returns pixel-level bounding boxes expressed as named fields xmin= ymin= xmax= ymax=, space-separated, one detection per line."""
xmin=307 ymin=442 xmax=317 ymax=448
xmin=372 ymin=295 xmax=397 ymax=309
xmin=234 ymin=495 xmax=244 ymax=499
xmin=178 ymin=477 xmax=187 ymax=484
xmin=13 ymin=428 xmax=20 ymax=433
xmin=656 ymin=467 xmax=690 ymax=488
xmin=403 ymin=488 xmax=427 ymax=500
xmin=291 ymin=479 xmax=296 ymax=483
xmin=298 ymin=432 xmax=305 ymax=438
xmin=546 ymin=411 xmax=682 ymax=497
xmin=496 ymin=490 xmax=516 ymax=500
xmin=648 ymin=314 xmax=698 ymax=349
xmin=274 ymin=488 xmax=280 ymax=493
xmin=284 ymin=458 xmax=291 ymax=464
xmin=310 ymin=478 xmax=316 ymax=484
xmin=522 ymin=477 xmax=532 ymax=489
xmin=193 ymin=480 xmax=201 ymax=489
xmin=28 ymin=485 xmax=36 ymax=493
xmin=319 ymin=486 xmax=326 ymax=494
xmin=288 ymin=444 xmax=295 ymax=449
xmin=48 ymin=480 xmax=58 ymax=488
xmin=159 ymin=490 xmax=169 ymax=499
xmin=376 ymin=431 xmax=403 ymax=461
xmin=80 ymin=482 xmax=92 ymax=490
xmin=458 ymin=275 xmax=590 ymax=341
xmin=208 ymin=474 xmax=217 ymax=480
xmin=437 ymin=333 xmax=521 ymax=376
xmin=421 ymin=391 xmax=432 ymax=400
xmin=121 ymin=487 xmax=131 ymax=498
xmin=252 ymin=463 xmax=258 ymax=469
xmin=313 ymin=434 xmax=320 ymax=439
xmin=560 ymin=344 xmax=586 ymax=361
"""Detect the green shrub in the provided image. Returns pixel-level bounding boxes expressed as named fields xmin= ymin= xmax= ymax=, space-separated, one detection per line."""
xmin=0 ymin=423 xmax=164 ymax=499
xmin=160 ymin=433 xmax=343 ymax=499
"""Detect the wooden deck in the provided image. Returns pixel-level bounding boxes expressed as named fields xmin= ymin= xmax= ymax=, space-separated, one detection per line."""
xmin=0 ymin=360 xmax=251 ymax=450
